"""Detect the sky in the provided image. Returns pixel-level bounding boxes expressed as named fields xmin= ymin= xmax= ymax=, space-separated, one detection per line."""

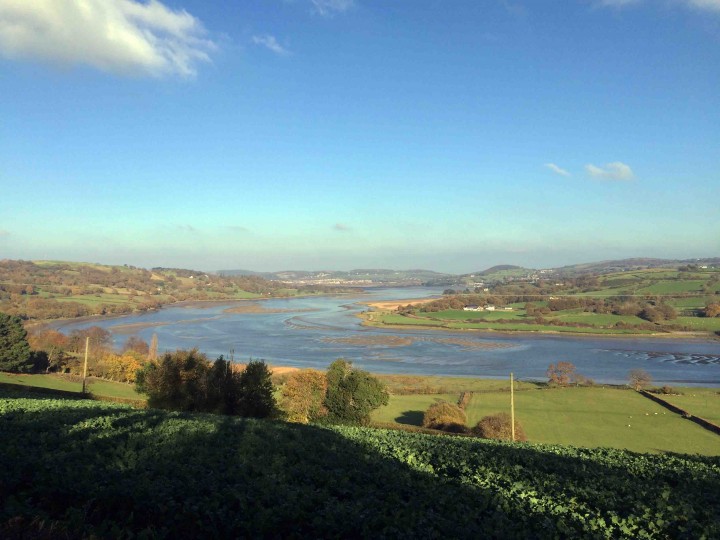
xmin=1 ymin=0 xmax=718 ymax=274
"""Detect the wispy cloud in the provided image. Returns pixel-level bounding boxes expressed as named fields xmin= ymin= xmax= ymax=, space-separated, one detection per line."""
xmin=544 ymin=163 xmax=572 ymax=177
xmin=596 ymin=0 xmax=641 ymax=7
xmin=311 ymin=0 xmax=355 ymax=17
xmin=585 ymin=161 xmax=635 ymax=181
xmin=252 ymin=34 xmax=290 ymax=55
xmin=685 ymin=0 xmax=720 ymax=12
xmin=0 ymin=229 xmax=10 ymax=238
xmin=333 ymin=223 xmax=351 ymax=232
xmin=597 ymin=0 xmax=720 ymax=12
xmin=176 ymin=224 xmax=198 ymax=233
xmin=0 ymin=0 xmax=215 ymax=77
xmin=226 ymin=225 xmax=249 ymax=233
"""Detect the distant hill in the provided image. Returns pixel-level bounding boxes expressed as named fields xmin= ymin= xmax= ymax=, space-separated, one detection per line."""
xmin=555 ymin=257 xmax=720 ymax=276
xmin=216 ymin=268 xmax=454 ymax=286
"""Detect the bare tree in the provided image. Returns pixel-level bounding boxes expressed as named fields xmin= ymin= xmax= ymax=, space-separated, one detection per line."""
xmin=628 ymin=369 xmax=652 ymax=391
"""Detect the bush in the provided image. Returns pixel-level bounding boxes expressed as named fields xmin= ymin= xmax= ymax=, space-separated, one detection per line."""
xmin=473 ymin=412 xmax=527 ymax=442
xmin=423 ymin=401 xmax=467 ymax=432
xmin=0 ymin=313 xmax=33 ymax=373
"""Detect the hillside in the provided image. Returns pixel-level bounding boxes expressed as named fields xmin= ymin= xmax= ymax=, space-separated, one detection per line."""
xmin=0 ymin=260 xmax=339 ymax=321
xmin=1 ymin=391 xmax=718 ymax=538
xmin=219 ymin=268 xmax=455 ymax=286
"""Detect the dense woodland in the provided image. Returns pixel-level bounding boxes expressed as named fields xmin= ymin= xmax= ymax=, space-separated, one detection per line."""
xmin=0 ymin=259 xmax=339 ymax=321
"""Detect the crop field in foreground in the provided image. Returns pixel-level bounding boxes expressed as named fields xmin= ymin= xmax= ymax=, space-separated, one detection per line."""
xmin=372 ymin=387 xmax=720 ymax=455
xmin=1 ymin=392 xmax=719 ymax=538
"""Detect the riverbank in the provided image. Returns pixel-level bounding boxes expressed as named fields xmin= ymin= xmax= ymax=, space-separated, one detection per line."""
xmin=358 ymin=305 xmax=719 ymax=341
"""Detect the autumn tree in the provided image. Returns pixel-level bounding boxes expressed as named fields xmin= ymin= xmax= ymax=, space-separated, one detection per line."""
xmin=629 ymin=369 xmax=652 ymax=391
xmin=547 ymin=361 xmax=576 ymax=386
xmin=0 ymin=313 xmax=33 ymax=372
xmin=280 ymin=369 xmax=328 ymax=423
xmin=27 ymin=328 xmax=69 ymax=372
xmin=703 ymin=303 xmax=720 ymax=318
xmin=122 ymin=335 xmax=149 ymax=356
xmin=324 ymin=359 xmax=388 ymax=425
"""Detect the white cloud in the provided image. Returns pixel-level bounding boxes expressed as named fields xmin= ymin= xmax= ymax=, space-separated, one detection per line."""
xmin=312 ymin=0 xmax=355 ymax=16
xmin=334 ymin=223 xmax=351 ymax=231
xmin=0 ymin=229 xmax=9 ymax=237
xmin=0 ymin=0 xmax=215 ymax=77
xmin=252 ymin=35 xmax=290 ymax=55
xmin=685 ymin=0 xmax=720 ymax=12
xmin=585 ymin=161 xmax=635 ymax=180
xmin=544 ymin=163 xmax=572 ymax=177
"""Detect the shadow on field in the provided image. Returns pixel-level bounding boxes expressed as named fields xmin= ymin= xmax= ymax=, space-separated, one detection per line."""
xmin=394 ymin=409 xmax=424 ymax=425
xmin=1 ymin=393 xmax=719 ymax=539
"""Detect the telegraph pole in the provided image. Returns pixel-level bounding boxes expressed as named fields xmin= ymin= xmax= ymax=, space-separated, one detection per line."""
xmin=510 ymin=372 xmax=515 ymax=442
xmin=82 ymin=337 xmax=89 ymax=395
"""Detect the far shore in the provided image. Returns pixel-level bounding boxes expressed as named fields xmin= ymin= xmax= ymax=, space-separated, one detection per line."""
xmin=357 ymin=306 xmax=719 ymax=342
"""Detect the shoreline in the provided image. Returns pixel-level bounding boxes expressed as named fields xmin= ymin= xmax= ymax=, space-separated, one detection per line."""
xmin=357 ymin=308 xmax=720 ymax=342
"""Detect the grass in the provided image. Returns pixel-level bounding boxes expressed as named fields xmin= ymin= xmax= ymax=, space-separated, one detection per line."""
xmin=637 ymin=280 xmax=706 ymax=294
xmin=377 ymin=374 xmax=539 ymax=394
xmin=372 ymin=385 xmax=720 ymax=455
xmin=656 ymin=388 xmax=720 ymax=423
xmin=0 ymin=372 xmax=143 ymax=401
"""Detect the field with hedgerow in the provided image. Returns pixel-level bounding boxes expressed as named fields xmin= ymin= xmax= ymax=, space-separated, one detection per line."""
xmin=2 ymin=390 xmax=719 ymax=538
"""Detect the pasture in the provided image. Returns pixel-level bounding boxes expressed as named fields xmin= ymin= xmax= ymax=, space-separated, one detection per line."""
xmin=372 ymin=386 xmax=720 ymax=455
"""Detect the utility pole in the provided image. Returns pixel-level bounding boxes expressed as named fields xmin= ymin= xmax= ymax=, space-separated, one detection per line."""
xmin=510 ymin=372 xmax=515 ymax=442
xmin=82 ymin=337 xmax=89 ymax=395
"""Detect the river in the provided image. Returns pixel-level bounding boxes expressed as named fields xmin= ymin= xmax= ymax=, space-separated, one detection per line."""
xmin=53 ymin=287 xmax=720 ymax=386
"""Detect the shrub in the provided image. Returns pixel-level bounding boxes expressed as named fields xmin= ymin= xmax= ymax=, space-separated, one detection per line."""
xmin=0 ymin=313 xmax=33 ymax=373
xmin=423 ymin=401 xmax=467 ymax=432
xmin=473 ymin=412 xmax=527 ymax=442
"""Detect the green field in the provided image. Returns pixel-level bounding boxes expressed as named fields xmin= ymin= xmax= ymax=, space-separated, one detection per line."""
xmin=0 ymin=373 xmax=143 ymax=401
xmin=372 ymin=387 xmax=720 ymax=455
xmin=657 ymin=388 xmax=720 ymax=423
xmin=2 ymin=392 xmax=718 ymax=538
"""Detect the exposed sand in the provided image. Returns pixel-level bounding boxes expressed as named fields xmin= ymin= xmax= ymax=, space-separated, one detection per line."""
xmin=321 ymin=335 xmax=414 ymax=347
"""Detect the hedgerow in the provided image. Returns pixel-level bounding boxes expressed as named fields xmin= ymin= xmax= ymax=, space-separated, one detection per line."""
xmin=1 ymin=393 xmax=718 ymax=538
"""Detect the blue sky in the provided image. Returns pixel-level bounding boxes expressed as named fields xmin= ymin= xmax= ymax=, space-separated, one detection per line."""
xmin=1 ymin=0 xmax=718 ymax=273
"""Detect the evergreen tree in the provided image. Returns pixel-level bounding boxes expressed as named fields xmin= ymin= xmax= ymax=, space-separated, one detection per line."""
xmin=0 ymin=313 xmax=33 ymax=373
xmin=237 ymin=360 xmax=278 ymax=418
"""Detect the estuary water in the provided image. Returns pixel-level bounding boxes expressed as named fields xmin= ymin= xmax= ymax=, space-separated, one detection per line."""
xmin=54 ymin=287 xmax=720 ymax=386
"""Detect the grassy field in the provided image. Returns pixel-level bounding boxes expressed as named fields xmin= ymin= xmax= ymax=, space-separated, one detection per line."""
xmin=0 ymin=373 xmax=143 ymax=401
xmin=657 ymin=388 xmax=720 ymax=423
xmin=372 ymin=386 xmax=720 ymax=455
xmin=376 ymin=374 xmax=538 ymax=394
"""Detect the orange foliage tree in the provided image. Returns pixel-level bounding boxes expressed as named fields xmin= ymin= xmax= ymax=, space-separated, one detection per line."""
xmin=280 ymin=369 xmax=328 ymax=423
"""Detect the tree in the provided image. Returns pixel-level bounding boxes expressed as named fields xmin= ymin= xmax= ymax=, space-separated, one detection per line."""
xmin=422 ymin=401 xmax=467 ymax=433
xmin=629 ymin=369 xmax=652 ymax=391
xmin=148 ymin=333 xmax=159 ymax=361
xmin=0 ymin=313 xmax=33 ymax=372
xmin=473 ymin=412 xmax=527 ymax=442
xmin=547 ymin=361 xmax=576 ymax=386
xmin=135 ymin=348 xmax=210 ymax=411
xmin=122 ymin=336 xmax=149 ymax=355
xmin=237 ymin=360 xmax=278 ymax=418
xmin=703 ymin=303 xmax=720 ymax=318
xmin=324 ymin=359 xmax=388 ymax=425
xmin=280 ymin=369 xmax=328 ymax=423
